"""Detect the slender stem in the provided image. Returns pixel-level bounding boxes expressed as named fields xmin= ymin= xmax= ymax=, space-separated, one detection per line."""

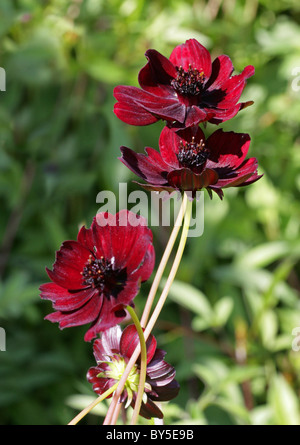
xmin=140 ymin=193 xmax=188 ymax=328
xmin=68 ymin=382 xmax=119 ymax=425
xmin=103 ymin=346 xmax=142 ymax=425
xmin=143 ymin=196 xmax=192 ymax=342
xmin=126 ymin=305 xmax=148 ymax=425
xmin=110 ymin=400 xmax=122 ymax=425
xmin=103 ymin=194 xmax=193 ymax=425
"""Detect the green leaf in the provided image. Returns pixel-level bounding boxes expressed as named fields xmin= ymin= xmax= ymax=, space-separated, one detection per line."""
xmin=65 ymin=395 xmax=108 ymax=417
xmin=236 ymin=241 xmax=292 ymax=269
xmin=268 ymin=374 xmax=300 ymax=425
xmin=193 ymin=358 xmax=228 ymax=388
xmin=212 ymin=296 xmax=234 ymax=328
xmin=259 ymin=310 xmax=278 ymax=349
xmin=212 ymin=397 xmax=252 ymax=424
xmin=250 ymin=406 xmax=274 ymax=425
xmin=0 ymin=272 xmax=39 ymax=318
xmin=162 ymin=278 xmax=213 ymax=319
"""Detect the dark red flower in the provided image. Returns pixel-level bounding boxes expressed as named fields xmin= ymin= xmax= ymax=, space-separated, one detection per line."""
xmin=39 ymin=211 xmax=155 ymax=341
xmin=87 ymin=324 xmax=179 ymax=419
xmin=119 ymin=126 xmax=262 ymax=199
xmin=114 ymin=39 xmax=254 ymax=129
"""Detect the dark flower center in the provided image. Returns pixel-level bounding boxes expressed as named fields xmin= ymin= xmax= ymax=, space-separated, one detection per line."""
xmin=171 ymin=64 xmax=205 ymax=97
xmin=81 ymin=255 xmax=127 ymax=298
xmin=177 ymin=137 xmax=209 ymax=170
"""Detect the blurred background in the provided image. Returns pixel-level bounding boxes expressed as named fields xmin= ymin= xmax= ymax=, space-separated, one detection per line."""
xmin=1 ymin=0 xmax=300 ymax=425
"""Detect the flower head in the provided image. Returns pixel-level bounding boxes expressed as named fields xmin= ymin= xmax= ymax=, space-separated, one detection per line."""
xmin=120 ymin=126 xmax=262 ymax=199
xmin=87 ymin=325 xmax=179 ymax=419
xmin=40 ymin=211 xmax=155 ymax=341
xmin=114 ymin=39 xmax=254 ymax=129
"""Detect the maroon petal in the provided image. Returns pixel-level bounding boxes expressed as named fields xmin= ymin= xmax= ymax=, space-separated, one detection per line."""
xmin=40 ymin=282 xmax=97 ymax=311
xmin=223 ymin=157 xmax=260 ymax=187
xmin=137 ymin=399 xmax=164 ymax=419
xmin=147 ymin=361 xmax=176 ymax=386
xmin=86 ymin=366 xmax=108 ymax=386
xmin=45 ymin=288 xmax=101 ymax=330
xmin=215 ymin=65 xmax=255 ymax=108
xmin=217 ymin=173 xmax=253 ymax=187
xmin=84 ymin=299 xmax=128 ymax=341
xmin=138 ymin=49 xmax=177 ymax=93
xmin=184 ymin=105 xmax=209 ymax=127
xmin=213 ymin=158 xmax=260 ymax=188
xmin=159 ymin=127 xmax=182 ymax=168
xmin=46 ymin=241 xmax=92 ymax=290
xmin=169 ymin=39 xmax=212 ymax=78
xmin=41 ymin=212 xmax=155 ymax=341
xmin=159 ymin=125 xmax=206 ymax=167
xmin=114 ymin=85 xmax=186 ymax=124
xmin=95 ymin=210 xmax=154 ymax=274
xmin=113 ymin=39 xmax=255 ymax=129
xmin=132 ymin=242 xmax=155 ymax=283
xmin=144 ymin=146 xmax=173 ymax=171
xmin=233 ymin=156 xmax=259 ymax=175
xmin=146 ymin=349 xmax=177 ymax=387
xmin=92 ymin=326 xmax=122 ymax=362
xmin=128 ymin=242 xmax=155 ymax=286
xmin=86 ymin=367 xmax=116 ymax=397
xmin=208 ymin=186 xmax=224 ymax=200
xmin=90 ymin=215 xmax=114 ymax=260
xmin=119 ymin=146 xmax=170 ymax=185
xmin=167 ymin=168 xmax=218 ymax=192
xmin=40 ymin=282 xmax=69 ymax=303
xmin=86 ymin=366 xmax=102 ymax=383
xmin=149 ymin=379 xmax=180 ymax=402
xmin=133 ymin=181 xmax=178 ymax=194
xmin=90 ymin=211 xmax=144 ymax=263
xmin=205 ymin=55 xmax=234 ymax=90
xmin=236 ymin=172 xmax=263 ymax=187
xmin=120 ymin=324 xmax=157 ymax=364
xmin=114 ymin=100 xmax=159 ymax=126
xmin=206 ymin=129 xmax=251 ymax=168
xmin=207 ymin=102 xmax=249 ymax=124
xmin=77 ymin=225 xmax=96 ymax=253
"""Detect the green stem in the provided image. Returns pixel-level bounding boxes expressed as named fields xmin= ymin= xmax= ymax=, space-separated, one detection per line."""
xmin=140 ymin=193 xmax=188 ymax=328
xmin=68 ymin=382 xmax=119 ymax=425
xmin=126 ymin=305 xmax=148 ymax=425
xmin=143 ymin=195 xmax=192 ymax=341
xmin=103 ymin=194 xmax=193 ymax=425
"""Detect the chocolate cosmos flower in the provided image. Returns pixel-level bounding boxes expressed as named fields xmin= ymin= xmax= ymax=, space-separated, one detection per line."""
xmin=120 ymin=126 xmax=261 ymax=199
xmin=40 ymin=211 xmax=155 ymax=341
xmin=87 ymin=325 xmax=179 ymax=419
xmin=114 ymin=39 xmax=254 ymax=129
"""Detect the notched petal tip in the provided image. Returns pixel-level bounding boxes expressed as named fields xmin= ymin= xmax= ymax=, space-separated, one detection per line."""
xmin=243 ymin=64 xmax=255 ymax=78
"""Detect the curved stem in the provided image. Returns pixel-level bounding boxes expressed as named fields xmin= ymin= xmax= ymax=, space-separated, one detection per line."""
xmin=68 ymin=382 xmax=119 ymax=425
xmin=143 ymin=196 xmax=192 ymax=341
xmin=140 ymin=193 xmax=188 ymax=328
xmin=103 ymin=348 xmax=141 ymax=425
xmin=103 ymin=194 xmax=193 ymax=425
xmin=110 ymin=400 xmax=123 ymax=425
xmin=126 ymin=305 xmax=147 ymax=425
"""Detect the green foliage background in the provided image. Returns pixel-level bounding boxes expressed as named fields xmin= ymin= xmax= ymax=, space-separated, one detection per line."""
xmin=1 ymin=0 xmax=300 ymax=425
